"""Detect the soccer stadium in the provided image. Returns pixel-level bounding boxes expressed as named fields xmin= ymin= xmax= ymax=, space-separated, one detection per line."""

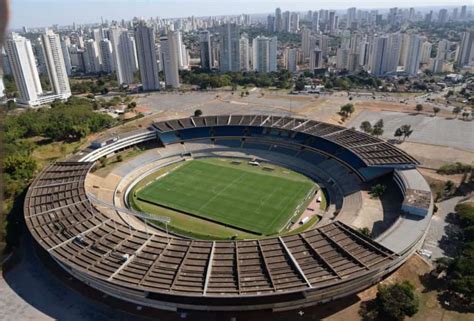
xmin=24 ymin=114 xmax=434 ymax=312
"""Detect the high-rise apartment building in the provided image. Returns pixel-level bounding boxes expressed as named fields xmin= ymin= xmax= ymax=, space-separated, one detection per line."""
xmin=41 ymin=30 xmax=71 ymax=99
xmin=5 ymin=33 xmax=43 ymax=106
xmin=404 ymin=34 xmax=422 ymax=75
xmin=100 ymin=39 xmax=114 ymax=73
xmin=60 ymin=36 xmax=72 ymax=76
xmin=239 ymin=33 xmax=250 ymax=71
xmin=135 ymin=21 xmax=160 ymax=91
xmin=275 ymin=8 xmax=283 ymax=32
xmin=457 ymin=31 xmax=474 ymax=67
xmin=109 ymin=26 xmax=136 ymax=85
xmin=252 ymin=36 xmax=277 ymax=73
xmin=160 ymin=31 xmax=180 ymax=88
xmin=370 ymin=36 xmax=389 ymax=76
xmin=84 ymin=39 xmax=101 ymax=73
xmin=309 ymin=48 xmax=323 ymax=70
xmin=219 ymin=23 xmax=240 ymax=72
xmin=199 ymin=30 xmax=212 ymax=70
xmin=284 ymin=47 xmax=298 ymax=73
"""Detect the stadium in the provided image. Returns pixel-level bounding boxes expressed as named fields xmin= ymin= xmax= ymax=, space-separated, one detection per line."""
xmin=24 ymin=114 xmax=434 ymax=313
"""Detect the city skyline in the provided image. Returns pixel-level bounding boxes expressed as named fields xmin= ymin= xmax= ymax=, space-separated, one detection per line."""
xmin=11 ymin=0 xmax=471 ymax=29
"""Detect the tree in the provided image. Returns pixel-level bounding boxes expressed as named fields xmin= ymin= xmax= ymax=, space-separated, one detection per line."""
xmin=400 ymin=124 xmax=413 ymax=141
xmin=415 ymin=104 xmax=423 ymax=113
xmin=452 ymin=106 xmax=461 ymax=119
xmin=433 ymin=107 xmax=440 ymax=116
xmin=340 ymin=103 xmax=355 ymax=118
xmin=371 ymin=119 xmax=384 ymax=137
xmin=394 ymin=128 xmax=403 ymax=142
xmin=194 ymin=109 xmax=203 ymax=117
xmin=370 ymin=184 xmax=387 ymax=198
xmin=294 ymin=79 xmax=306 ymax=91
xmin=374 ymin=281 xmax=419 ymax=321
xmin=360 ymin=121 xmax=372 ymax=134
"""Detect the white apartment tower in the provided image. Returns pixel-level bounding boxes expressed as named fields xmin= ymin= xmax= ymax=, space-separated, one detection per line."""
xmin=100 ymin=39 xmax=114 ymax=73
xmin=457 ymin=31 xmax=474 ymax=67
xmin=84 ymin=39 xmax=101 ymax=73
xmin=41 ymin=30 xmax=71 ymax=99
xmin=135 ymin=21 xmax=160 ymax=91
xmin=252 ymin=36 xmax=277 ymax=73
xmin=5 ymin=33 xmax=43 ymax=106
xmin=109 ymin=26 xmax=136 ymax=85
xmin=370 ymin=36 xmax=389 ymax=76
xmin=239 ymin=33 xmax=250 ymax=71
xmin=60 ymin=36 xmax=72 ymax=76
xmin=404 ymin=34 xmax=422 ymax=75
xmin=219 ymin=23 xmax=241 ymax=72
xmin=160 ymin=31 xmax=180 ymax=88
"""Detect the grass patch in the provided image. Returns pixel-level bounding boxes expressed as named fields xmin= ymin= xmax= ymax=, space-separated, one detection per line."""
xmin=133 ymin=158 xmax=315 ymax=235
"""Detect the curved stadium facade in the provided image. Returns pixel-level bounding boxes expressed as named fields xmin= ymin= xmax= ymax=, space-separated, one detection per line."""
xmin=24 ymin=115 xmax=434 ymax=312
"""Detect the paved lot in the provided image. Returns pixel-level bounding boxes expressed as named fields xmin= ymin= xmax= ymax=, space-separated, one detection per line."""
xmin=348 ymin=110 xmax=474 ymax=152
xmin=421 ymin=196 xmax=464 ymax=260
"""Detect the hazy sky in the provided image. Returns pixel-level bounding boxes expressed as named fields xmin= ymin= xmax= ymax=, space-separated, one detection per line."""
xmin=11 ymin=0 xmax=469 ymax=29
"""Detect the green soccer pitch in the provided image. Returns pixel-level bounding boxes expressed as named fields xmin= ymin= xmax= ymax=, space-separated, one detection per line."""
xmin=133 ymin=158 xmax=316 ymax=235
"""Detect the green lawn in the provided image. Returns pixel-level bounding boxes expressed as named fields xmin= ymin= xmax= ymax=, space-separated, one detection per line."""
xmin=135 ymin=158 xmax=315 ymax=235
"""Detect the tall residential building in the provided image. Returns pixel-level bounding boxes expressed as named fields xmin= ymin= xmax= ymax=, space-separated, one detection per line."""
xmin=386 ymin=33 xmax=402 ymax=73
xmin=199 ymin=30 xmax=212 ymax=70
xmin=5 ymin=33 xmax=43 ymax=106
xmin=456 ymin=31 xmax=474 ymax=67
xmin=460 ymin=5 xmax=467 ymax=20
xmin=160 ymin=31 xmax=180 ymax=88
xmin=135 ymin=21 xmax=160 ymax=91
xmin=284 ymin=47 xmax=298 ymax=73
xmin=404 ymin=34 xmax=422 ymax=75
xmin=370 ymin=36 xmax=389 ymax=76
xmin=275 ymin=8 xmax=283 ymax=32
xmin=239 ymin=33 xmax=250 ymax=71
xmin=301 ymin=27 xmax=312 ymax=60
xmin=283 ymin=11 xmax=291 ymax=32
xmin=41 ymin=30 xmax=71 ymax=99
xmin=309 ymin=48 xmax=323 ymax=70
xmin=252 ymin=36 xmax=277 ymax=73
xmin=438 ymin=9 xmax=448 ymax=25
xmin=100 ymin=39 xmax=114 ymax=73
xmin=436 ymin=39 xmax=450 ymax=60
xmin=312 ymin=11 xmax=319 ymax=32
xmin=219 ymin=23 xmax=240 ymax=72
xmin=290 ymin=12 xmax=300 ymax=33
xmin=267 ymin=15 xmax=275 ymax=32
xmin=328 ymin=11 xmax=336 ymax=33
xmin=92 ymin=28 xmax=103 ymax=66
xmin=84 ymin=39 xmax=101 ymax=73
xmin=347 ymin=7 xmax=357 ymax=27
xmin=420 ymin=41 xmax=433 ymax=64
xmin=175 ymin=31 xmax=189 ymax=70
xmin=109 ymin=26 xmax=136 ymax=85
xmin=60 ymin=36 xmax=72 ymax=76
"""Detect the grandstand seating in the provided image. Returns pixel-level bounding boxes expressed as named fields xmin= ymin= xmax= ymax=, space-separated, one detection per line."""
xmin=24 ymin=115 xmax=432 ymax=312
